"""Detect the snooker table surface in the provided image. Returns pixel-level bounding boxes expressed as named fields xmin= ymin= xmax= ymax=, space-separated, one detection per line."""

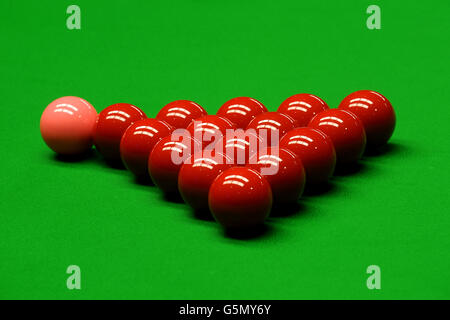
xmin=1 ymin=0 xmax=449 ymax=299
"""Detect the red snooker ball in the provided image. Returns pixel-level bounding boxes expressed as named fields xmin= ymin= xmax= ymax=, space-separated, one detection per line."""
xmin=277 ymin=93 xmax=329 ymax=127
xmin=120 ymin=119 xmax=173 ymax=178
xmin=218 ymin=129 xmax=263 ymax=166
xmin=94 ymin=103 xmax=146 ymax=162
xmin=209 ymin=167 xmax=272 ymax=229
xmin=156 ymin=100 xmax=207 ymax=129
xmin=280 ymin=127 xmax=336 ymax=185
xmin=308 ymin=109 xmax=366 ymax=165
xmin=246 ymin=112 xmax=296 ymax=147
xmin=247 ymin=147 xmax=305 ymax=204
xmin=178 ymin=152 xmax=233 ymax=211
xmin=40 ymin=96 xmax=97 ymax=155
xmin=217 ymin=97 xmax=268 ymax=129
xmin=148 ymin=134 xmax=201 ymax=194
xmin=186 ymin=115 xmax=235 ymax=150
xmin=338 ymin=90 xmax=395 ymax=148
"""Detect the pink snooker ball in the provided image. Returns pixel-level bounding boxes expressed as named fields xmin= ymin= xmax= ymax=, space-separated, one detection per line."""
xmin=40 ymin=96 xmax=98 ymax=155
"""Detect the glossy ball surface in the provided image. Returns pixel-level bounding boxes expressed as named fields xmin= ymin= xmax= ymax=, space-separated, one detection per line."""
xmin=40 ymin=96 xmax=97 ymax=155
xmin=246 ymin=112 xmax=296 ymax=147
xmin=178 ymin=152 xmax=232 ymax=211
xmin=156 ymin=100 xmax=207 ymax=129
xmin=186 ymin=115 xmax=235 ymax=149
xmin=209 ymin=167 xmax=272 ymax=229
xmin=217 ymin=129 xmax=263 ymax=166
xmin=248 ymin=147 xmax=305 ymax=204
xmin=277 ymin=93 xmax=329 ymax=127
xmin=308 ymin=109 xmax=366 ymax=164
xmin=280 ymin=127 xmax=336 ymax=185
xmin=148 ymin=135 xmax=201 ymax=194
xmin=338 ymin=90 xmax=395 ymax=148
xmin=120 ymin=119 xmax=173 ymax=178
xmin=94 ymin=103 xmax=146 ymax=162
xmin=217 ymin=97 xmax=268 ymax=129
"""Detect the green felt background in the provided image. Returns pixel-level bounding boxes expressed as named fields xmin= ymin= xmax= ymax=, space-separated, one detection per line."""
xmin=1 ymin=0 xmax=449 ymax=299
